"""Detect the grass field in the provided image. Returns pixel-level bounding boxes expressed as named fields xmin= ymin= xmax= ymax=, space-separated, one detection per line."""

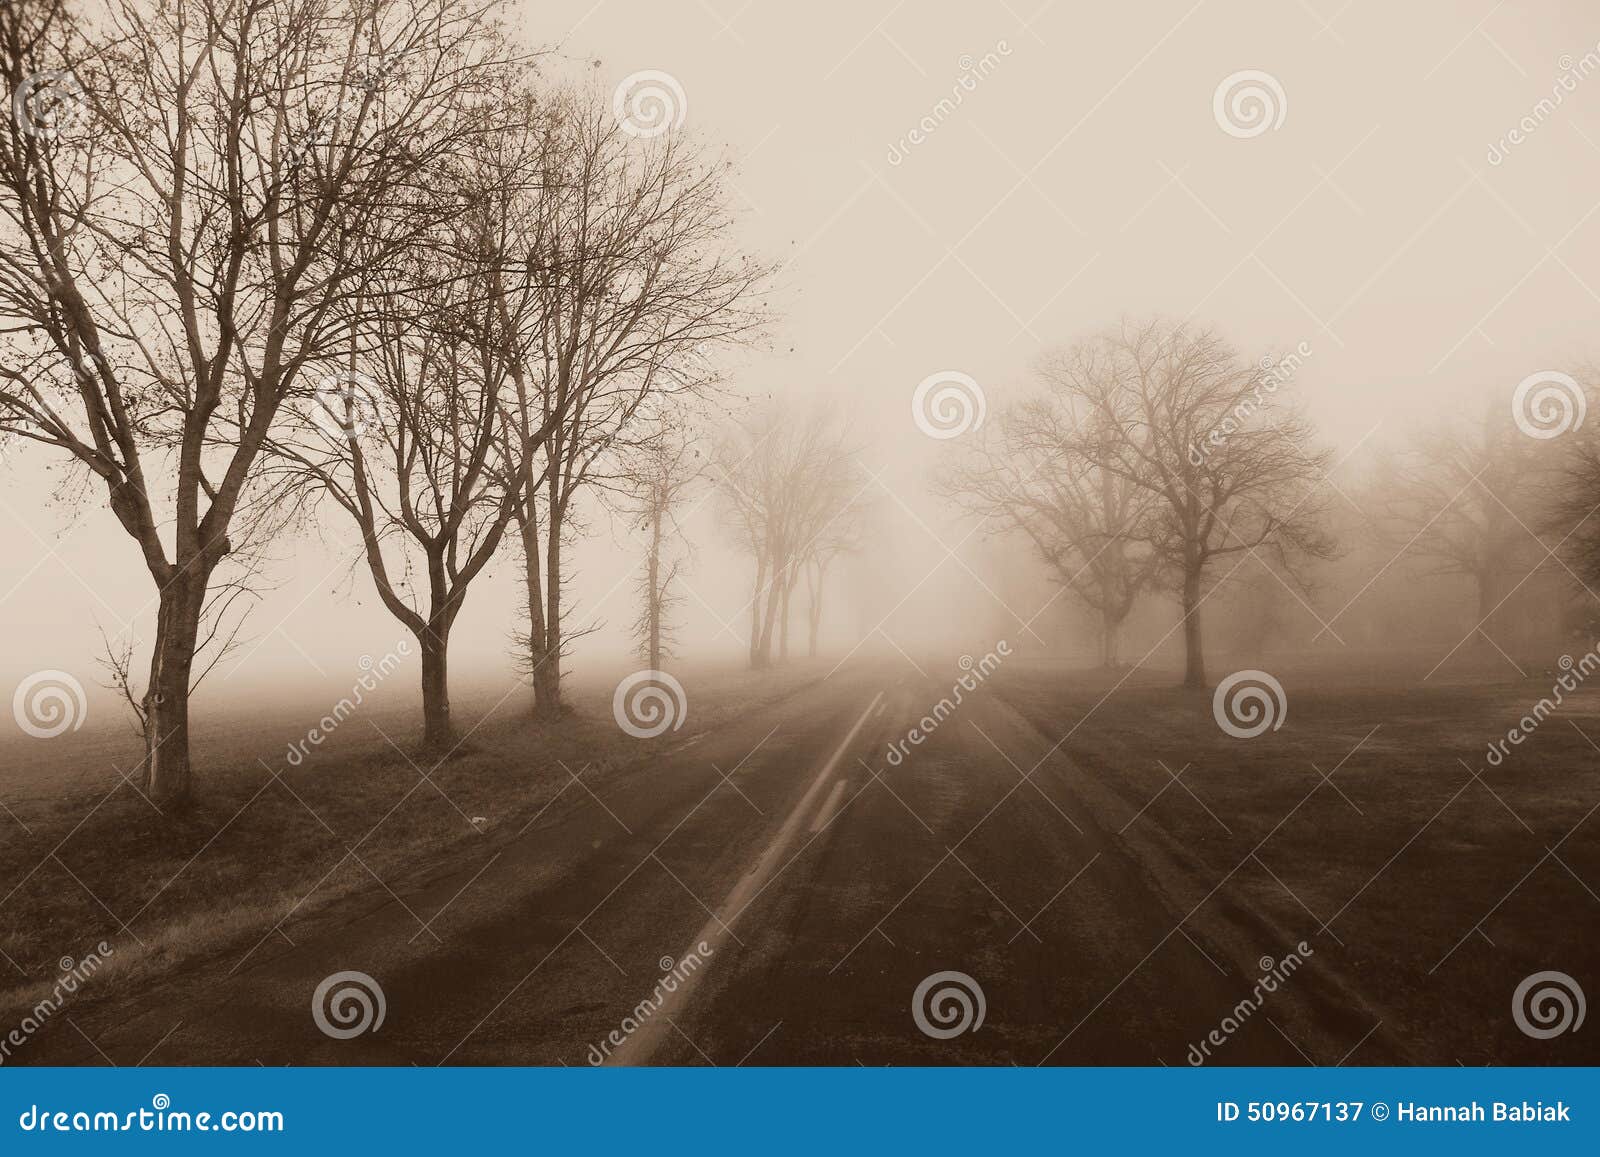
xmin=989 ymin=654 xmax=1600 ymax=1064
xmin=0 ymin=662 xmax=827 ymax=1020
xmin=2 ymin=650 xmax=1595 ymax=1065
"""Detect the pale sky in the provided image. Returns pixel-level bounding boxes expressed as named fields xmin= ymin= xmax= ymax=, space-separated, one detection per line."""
xmin=5 ymin=0 xmax=1600 ymax=723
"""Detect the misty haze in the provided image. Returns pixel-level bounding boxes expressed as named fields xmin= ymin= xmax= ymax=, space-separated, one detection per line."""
xmin=0 ymin=0 xmax=1596 ymax=1069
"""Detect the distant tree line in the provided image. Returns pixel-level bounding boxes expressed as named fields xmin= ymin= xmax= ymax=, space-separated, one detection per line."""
xmin=943 ymin=318 xmax=1332 ymax=687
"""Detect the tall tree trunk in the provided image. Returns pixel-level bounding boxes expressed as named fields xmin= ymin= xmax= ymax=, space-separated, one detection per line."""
xmin=516 ymin=505 xmax=559 ymax=716
xmin=1181 ymin=567 xmax=1206 ymax=688
xmin=755 ymin=550 xmax=783 ymax=669
xmin=647 ymin=510 xmax=662 ymax=671
xmin=1473 ymin=569 xmax=1501 ymax=653
xmin=419 ymin=621 xmax=452 ymax=750
xmin=749 ymin=553 xmax=767 ymax=669
xmin=808 ymin=575 xmax=823 ymax=659
xmin=779 ymin=568 xmax=793 ymax=662
xmin=537 ymin=486 xmax=565 ymax=717
xmin=141 ymin=574 xmax=206 ymax=804
xmin=1099 ymin=606 xmax=1122 ymax=669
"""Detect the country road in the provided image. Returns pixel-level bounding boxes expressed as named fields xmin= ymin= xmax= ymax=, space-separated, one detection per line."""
xmin=21 ymin=660 xmax=1401 ymax=1067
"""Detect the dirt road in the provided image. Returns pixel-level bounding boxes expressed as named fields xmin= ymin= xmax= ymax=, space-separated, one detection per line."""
xmin=21 ymin=660 xmax=1399 ymax=1066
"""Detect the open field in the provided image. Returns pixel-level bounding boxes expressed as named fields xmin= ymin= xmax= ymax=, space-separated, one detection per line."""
xmin=2 ymin=653 xmax=1593 ymax=1066
xmin=0 ymin=662 xmax=830 ymax=1020
xmin=988 ymin=657 xmax=1600 ymax=1065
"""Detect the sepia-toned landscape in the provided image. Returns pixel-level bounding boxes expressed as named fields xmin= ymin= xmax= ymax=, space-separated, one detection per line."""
xmin=0 ymin=0 xmax=1596 ymax=1068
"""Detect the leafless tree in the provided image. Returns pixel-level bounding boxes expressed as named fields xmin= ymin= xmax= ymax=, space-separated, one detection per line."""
xmin=619 ymin=427 xmax=702 ymax=671
xmin=718 ymin=404 xmax=865 ymax=668
xmin=940 ymin=365 xmax=1163 ymax=667
xmin=1057 ymin=319 xmax=1334 ymax=686
xmin=800 ymin=509 xmax=863 ymax=659
xmin=500 ymin=85 xmax=766 ymax=716
xmin=1217 ymin=563 xmax=1294 ymax=666
xmin=1371 ymin=396 xmax=1558 ymax=655
xmin=0 ymin=0 xmax=516 ymax=800
xmin=266 ymin=160 xmax=535 ymax=750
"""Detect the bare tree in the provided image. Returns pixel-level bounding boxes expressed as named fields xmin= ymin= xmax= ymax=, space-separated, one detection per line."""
xmin=0 ymin=0 xmax=514 ymax=800
xmin=619 ymin=427 xmax=701 ymax=671
xmin=800 ymin=510 xmax=863 ymax=659
xmin=267 ymin=171 xmax=533 ymax=750
xmin=941 ymin=364 xmax=1163 ymax=667
xmin=501 ymin=85 xmax=765 ymax=716
xmin=1218 ymin=563 xmax=1294 ymax=666
xmin=1372 ymin=396 xmax=1556 ymax=654
xmin=717 ymin=404 xmax=864 ymax=669
xmin=1058 ymin=319 xmax=1334 ymax=686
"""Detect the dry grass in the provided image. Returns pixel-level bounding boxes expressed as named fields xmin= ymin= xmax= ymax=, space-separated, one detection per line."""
xmin=989 ymin=655 xmax=1600 ymax=1063
xmin=0 ymin=661 xmax=825 ymax=1020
